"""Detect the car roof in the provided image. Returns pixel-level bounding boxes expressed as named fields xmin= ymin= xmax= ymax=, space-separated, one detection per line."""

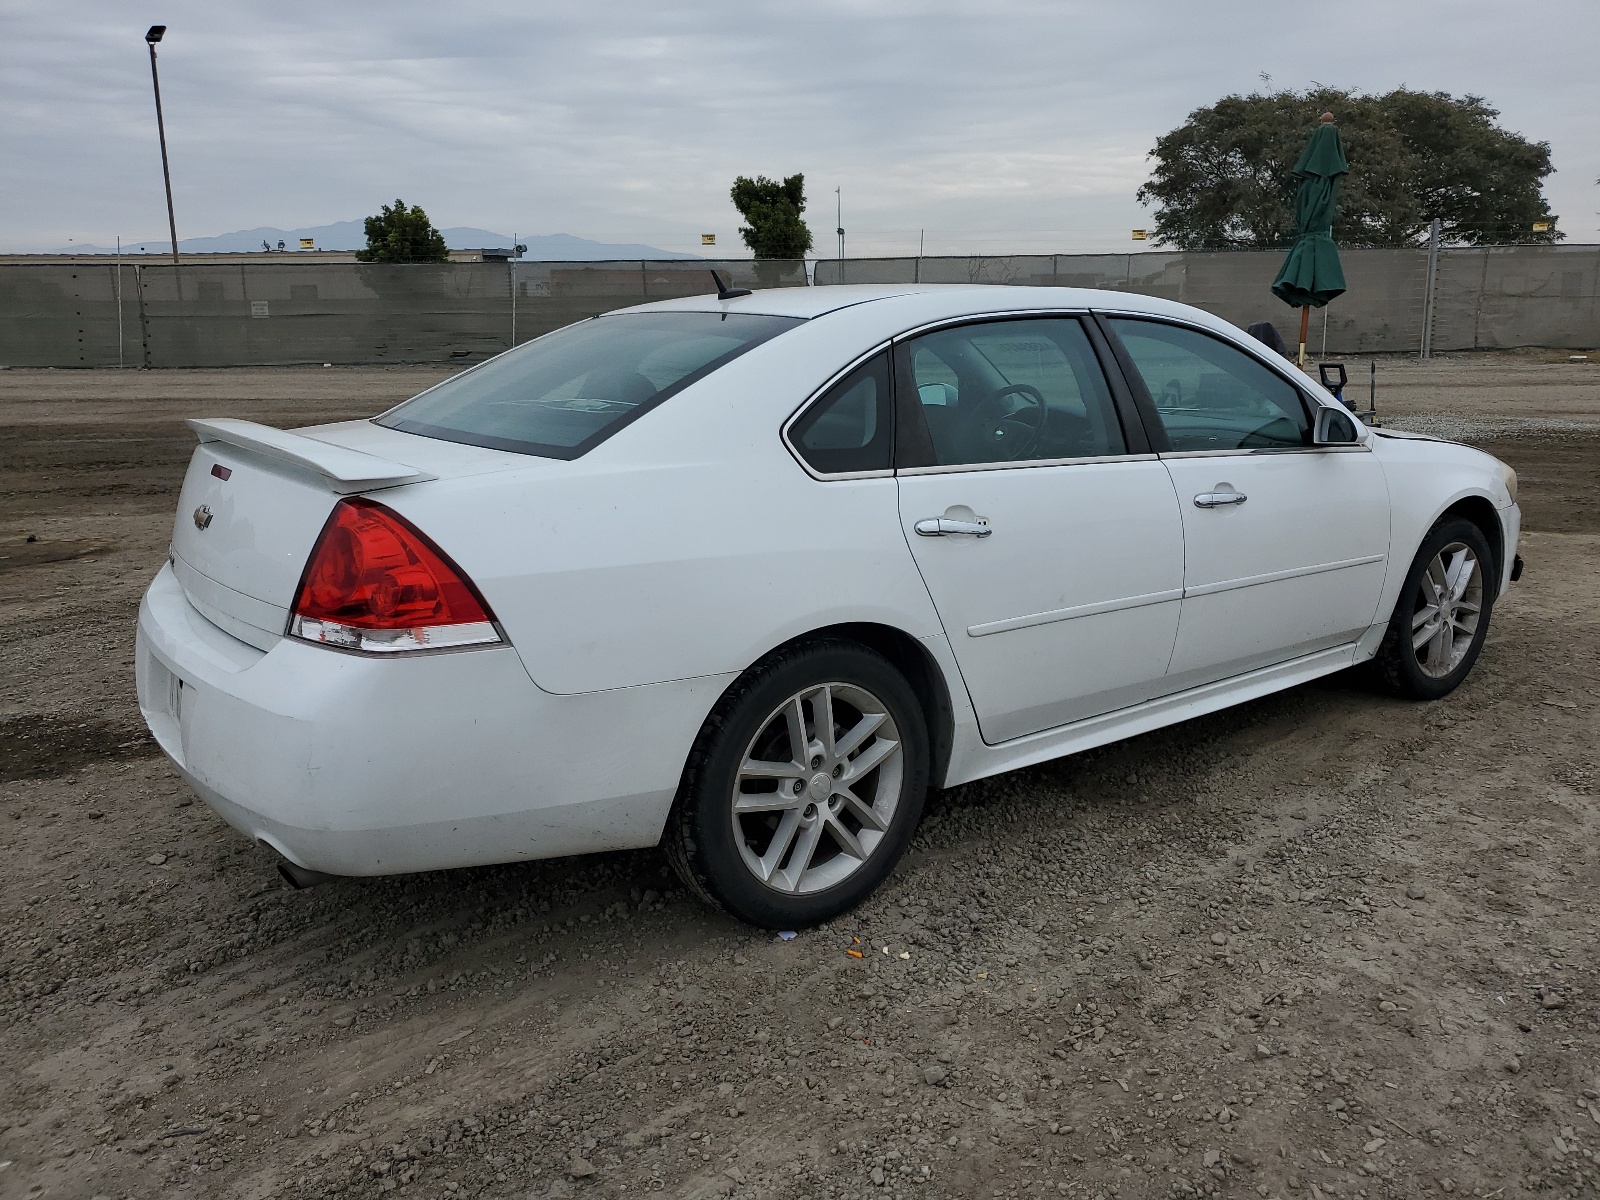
xmin=622 ymin=283 xmax=1224 ymax=327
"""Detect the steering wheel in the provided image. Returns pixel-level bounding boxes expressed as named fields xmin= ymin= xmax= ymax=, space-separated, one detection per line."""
xmin=974 ymin=383 xmax=1048 ymax=460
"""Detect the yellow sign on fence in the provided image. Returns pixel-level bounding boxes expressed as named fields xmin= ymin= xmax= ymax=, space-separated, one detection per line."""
xmin=299 ymin=238 xmax=315 ymax=250
xmin=701 ymin=234 xmax=716 ymax=246
xmin=1532 ymin=222 xmax=1550 ymax=233
xmin=1131 ymin=229 xmax=1148 ymax=241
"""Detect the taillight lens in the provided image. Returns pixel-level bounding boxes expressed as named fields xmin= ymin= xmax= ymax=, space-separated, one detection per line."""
xmin=288 ymin=498 xmax=501 ymax=653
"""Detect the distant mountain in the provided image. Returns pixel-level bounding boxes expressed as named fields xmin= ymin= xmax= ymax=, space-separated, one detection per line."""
xmin=57 ymin=222 xmax=700 ymax=260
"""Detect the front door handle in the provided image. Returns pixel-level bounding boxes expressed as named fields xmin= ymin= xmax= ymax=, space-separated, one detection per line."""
xmin=1193 ymin=490 xmax=1248 ymax=508
xmin=914 ymin=517 xmax=992 ymax=538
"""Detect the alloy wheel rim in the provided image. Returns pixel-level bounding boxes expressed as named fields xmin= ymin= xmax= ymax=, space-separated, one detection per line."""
xmin=1410 ymin=541 xmax=1483 ymax=679
xmin=731 ymin=682 xmax=903 ymax=895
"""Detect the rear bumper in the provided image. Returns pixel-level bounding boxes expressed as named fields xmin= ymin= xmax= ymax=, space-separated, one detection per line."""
xmin=135 ymin=563 xmax=729 ymax=876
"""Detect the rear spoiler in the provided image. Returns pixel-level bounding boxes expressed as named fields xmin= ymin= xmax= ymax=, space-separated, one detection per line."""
xmin=187 ymin=419 xmax=435 ymax=494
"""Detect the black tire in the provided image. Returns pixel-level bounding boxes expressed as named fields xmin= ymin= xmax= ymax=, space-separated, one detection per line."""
xmin=1375 ymin=516 xmax=1497 ymax=700
xmin=664 ymin=639 xmax=930 ymax=928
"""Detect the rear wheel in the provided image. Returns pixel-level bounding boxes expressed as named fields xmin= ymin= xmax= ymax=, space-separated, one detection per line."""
xmin=665 ymin=641 xmax=929 ymax=928
xmin=1376 ymin=516 xmax=1496 ymax=700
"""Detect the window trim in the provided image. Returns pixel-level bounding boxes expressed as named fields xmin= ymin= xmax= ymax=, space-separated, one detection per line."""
xmin=888 ymin=311 xmax=1146 ymax=473
xmin=779 ymin=341 xmax=898 ymax=481
xmin=896 ymin=451 xmax=1161 ymax=478
xmin=1159 ymin=445 xmax=1370 ymax=459
xmin=1092 ymin=311 xmax=1367 ymax=457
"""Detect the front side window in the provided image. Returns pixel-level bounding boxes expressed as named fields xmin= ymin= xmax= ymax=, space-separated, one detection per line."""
xmin=1108 ymin=318 xmax=1310 ymax=452
xmin=898 ymin=318 xmax=1125 ymax=468
xmin=378 ymin=312 xmax=801 ymax=459
xmin=789 ymin=352 xmax=893 ymax=474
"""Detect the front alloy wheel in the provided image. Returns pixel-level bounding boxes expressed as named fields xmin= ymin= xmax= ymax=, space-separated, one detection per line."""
xmin=1410 ymin=541 xmax=1484 ymax=679
xmin=666 ymin=641 xmax=929 ymax=927
xmin=1377 ymin=516 xmax=1496 ymax=700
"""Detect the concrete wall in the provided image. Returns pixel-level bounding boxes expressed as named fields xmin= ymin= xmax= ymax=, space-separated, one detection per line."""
xmin=1 ymin=248 xmax=1593 ymax=368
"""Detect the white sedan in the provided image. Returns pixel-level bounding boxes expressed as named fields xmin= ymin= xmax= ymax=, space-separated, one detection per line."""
xmin=135 ymin=285 xmax=1520 ymax=927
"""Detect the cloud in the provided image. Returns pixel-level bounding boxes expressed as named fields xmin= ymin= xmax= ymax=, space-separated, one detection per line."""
xmin=5 ymin=0 xmax=1597 ymax=255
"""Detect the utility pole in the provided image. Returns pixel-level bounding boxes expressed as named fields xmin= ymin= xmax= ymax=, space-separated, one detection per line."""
xmin=145 ymin=26 xmax=180 ymax=267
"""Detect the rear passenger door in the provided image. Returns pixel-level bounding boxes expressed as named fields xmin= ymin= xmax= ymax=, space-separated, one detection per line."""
xmin=892 ymin=316 xmax=1187 ymax=743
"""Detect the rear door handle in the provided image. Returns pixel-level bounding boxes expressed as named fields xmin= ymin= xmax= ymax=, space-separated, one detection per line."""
xmin=1193 ymin=490 xmax=1247 ymax=508
xmin=914 ymin=517 xmax=992 ymax=538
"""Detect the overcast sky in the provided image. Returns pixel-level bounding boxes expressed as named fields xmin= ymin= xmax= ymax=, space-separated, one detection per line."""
xmin=5 ymin=0 xmax=1597 ymax=256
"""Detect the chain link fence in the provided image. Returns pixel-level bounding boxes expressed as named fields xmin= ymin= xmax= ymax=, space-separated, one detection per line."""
xmin=0 ymin=248 xmax=1591 ymax=368
xmin=0 ymin=259 xmax=807 ymax=369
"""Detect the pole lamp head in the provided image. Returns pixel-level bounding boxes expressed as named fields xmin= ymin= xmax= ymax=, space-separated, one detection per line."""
xmin=145 ymin=25 xmax=166 ymax=44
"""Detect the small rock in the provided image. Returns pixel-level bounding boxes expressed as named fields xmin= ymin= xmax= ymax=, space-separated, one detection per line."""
xmin=332 ymin=1016 xmax=354 ymax=1028
xmin=1405 ymin=885 xmax=1427 ymax=900
xmin=568 ymin=1157 xmax=596 ymax=1178
xmin=1362 ymin=1137 xmax=1386 ymax=1153
xmin=1378 ymin=1000 xmax=1398 ymax=1012
xmin=723 ymin=1166 xmax=744 ymax=1182
xmin=922 ymin=1063 xmax=947 ymax=1086
xmin=1504 ymin=1057 xmax=1522 ymax=1074
xmin=717 ymin=1082 xmax=734 ymax=1096
xmin=1541 ymin=989 xmax=1567 ymax=1010
xmin=870 ymin=1165 xmax=886 ymax=1186
xmin=87 ymin=810 xmax=104 ymax=820
xmin=1210 ymin=933 xmax=1228 ymax=946
xmin=146 ymin=853 xmax=167 ymax=866
xmin=1203 ymin=1149 xmax=1220 ymax=1167
xmin=827 ymin=1016 xmax=844 ymax=1030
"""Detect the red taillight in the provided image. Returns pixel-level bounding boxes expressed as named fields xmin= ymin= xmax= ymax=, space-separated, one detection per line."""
xmin=288 ymin=499 xmax=501 ymax=653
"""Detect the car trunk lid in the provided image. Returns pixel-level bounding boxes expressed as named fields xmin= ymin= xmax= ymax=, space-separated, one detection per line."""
xmin=168 ymin=419 xmax=528 ymax=649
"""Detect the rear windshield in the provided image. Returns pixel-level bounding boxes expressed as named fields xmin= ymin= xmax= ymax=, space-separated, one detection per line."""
xmin=376 ymin=311 xmax=802 ymax=459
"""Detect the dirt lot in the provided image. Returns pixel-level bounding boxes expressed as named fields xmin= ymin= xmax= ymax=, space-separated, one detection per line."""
xmin=1 ymin=353 xmax=1597 ymax=1200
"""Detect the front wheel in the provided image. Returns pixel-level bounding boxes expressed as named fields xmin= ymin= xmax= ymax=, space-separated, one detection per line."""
xmin=664 ymin=640 xmax=929 ymax=928
xmin=1376 ymin=516 xmax=1496 ymax=700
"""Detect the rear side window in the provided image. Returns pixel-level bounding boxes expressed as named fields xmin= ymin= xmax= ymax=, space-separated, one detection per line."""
xmin=378 ymin=312 xmax=801 ymax=459
xmin=788 ymin=352 xmax=893 ymax=474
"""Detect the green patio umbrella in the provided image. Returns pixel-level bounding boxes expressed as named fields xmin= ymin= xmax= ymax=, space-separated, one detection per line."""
xmin=1272 ymin=113 xmax=1348 ymax=364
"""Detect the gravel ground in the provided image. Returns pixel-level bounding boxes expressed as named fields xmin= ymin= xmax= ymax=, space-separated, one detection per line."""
xmin=1 ymin=353 xmax=1597 ymax=1200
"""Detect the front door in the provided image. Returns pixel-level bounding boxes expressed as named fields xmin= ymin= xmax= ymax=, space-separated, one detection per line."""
xmin=894 ymin=316 xmax=1187 ymax=744
xmin=1104 ymin=316 xmax=1391 ymax=688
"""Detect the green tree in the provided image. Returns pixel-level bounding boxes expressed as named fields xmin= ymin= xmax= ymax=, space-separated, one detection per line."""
xmin=730 ymin=174 xmax=814 ymax=259
xmin=355 ymin=199 xmax=449 ymax=263
xmin=1137 ymin=88 xmax=1559 ymax=249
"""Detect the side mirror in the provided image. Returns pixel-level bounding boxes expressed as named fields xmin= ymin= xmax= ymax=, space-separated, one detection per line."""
xmin=1313 ymin=406 xmax=1360 ymax=445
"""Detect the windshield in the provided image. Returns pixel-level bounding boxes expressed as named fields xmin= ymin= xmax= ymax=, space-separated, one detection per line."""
xmin=376 ymin=311 xmax=803 ymax=459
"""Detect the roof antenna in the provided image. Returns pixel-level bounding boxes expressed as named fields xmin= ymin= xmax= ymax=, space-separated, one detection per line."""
xmin=710 ymin=269 xmax=751 ymax=300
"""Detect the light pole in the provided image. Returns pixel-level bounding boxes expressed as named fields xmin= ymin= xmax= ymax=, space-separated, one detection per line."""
xmin=145 ymin=25 xmax=180 ymax=267
xmin=835 ymin=187 xmax=845 ymax=261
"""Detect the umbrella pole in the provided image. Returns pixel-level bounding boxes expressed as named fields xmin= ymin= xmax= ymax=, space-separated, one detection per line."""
xmin=1298 ymin=305 xmax=1311 ymax=368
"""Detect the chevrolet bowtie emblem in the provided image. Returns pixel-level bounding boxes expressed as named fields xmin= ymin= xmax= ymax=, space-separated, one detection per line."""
xmin=193 ymin=504 xmax=214 ymax=531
